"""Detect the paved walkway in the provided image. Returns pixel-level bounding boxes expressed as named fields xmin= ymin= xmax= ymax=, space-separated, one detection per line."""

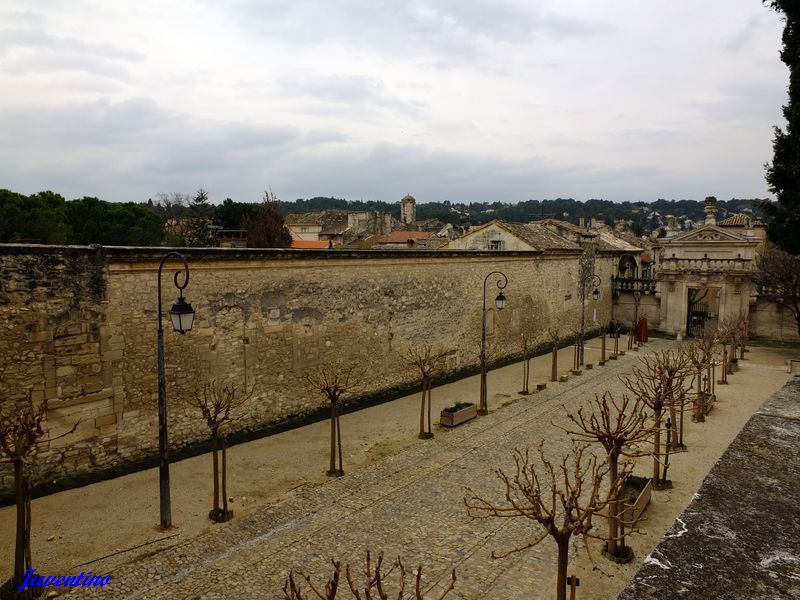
xmin=61 ymin=341 xmax=657 ymax=599
xmin=46 ymin=339 xmax=790 ymax=599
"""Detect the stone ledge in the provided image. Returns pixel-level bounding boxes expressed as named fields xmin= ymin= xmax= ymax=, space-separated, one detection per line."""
xmin=618 ymin=373 xmax=800 ymax=600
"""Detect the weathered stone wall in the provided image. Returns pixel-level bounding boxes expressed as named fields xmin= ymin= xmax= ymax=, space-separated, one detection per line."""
xmin=0 ymin=245 xmax=620 ymax=493
xmin=749 ymin=297 xmax=800 ymax=342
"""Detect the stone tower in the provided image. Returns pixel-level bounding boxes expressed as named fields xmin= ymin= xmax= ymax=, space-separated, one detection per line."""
xmin=704 ymin=196 xmax=717 ymax=225
xmin=400 ymin=194 xmax=416 ymax=226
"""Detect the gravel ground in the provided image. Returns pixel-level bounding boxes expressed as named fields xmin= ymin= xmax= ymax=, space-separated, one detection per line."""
xmin=1 ymin=337 xmax=796 ymax=599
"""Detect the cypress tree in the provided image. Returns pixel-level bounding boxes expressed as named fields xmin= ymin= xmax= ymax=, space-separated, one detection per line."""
xmin=765 ymin=1 xmax=800 ymax=254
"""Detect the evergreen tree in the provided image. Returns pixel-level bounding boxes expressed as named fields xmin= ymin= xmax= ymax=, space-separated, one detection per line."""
xmin=765 ymin=1 xmax=800 ymax=254
xmin=243 ymin=190 xmax=292 ymax=248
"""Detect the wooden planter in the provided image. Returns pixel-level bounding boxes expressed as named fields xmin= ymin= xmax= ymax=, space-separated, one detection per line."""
xmin=620 ymin=475 xmax=652 ymax=525
xmin=728 ymin=361 xmax=738 ymax=374
xmin=440 ymin=403 xmax=478 ymax=427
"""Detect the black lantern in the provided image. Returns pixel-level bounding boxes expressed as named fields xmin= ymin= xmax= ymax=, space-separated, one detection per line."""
xmin=169 ymin=296 xmax=195 ymax=334
xmin=592 ymin=287 xmax=600 ymax=301
xmin=495 ymin=291 xmax=507 ymax=310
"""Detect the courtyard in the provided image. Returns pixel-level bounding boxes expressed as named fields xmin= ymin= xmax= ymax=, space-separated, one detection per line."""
xmin=1 ymin=337 xmax=796 ymax=599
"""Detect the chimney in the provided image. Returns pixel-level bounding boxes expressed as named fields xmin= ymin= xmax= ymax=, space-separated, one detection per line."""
xmin=667 ymin=215 xmax=677 ymax=231
xmin=704 ymin=196 xmax=717 ymax=225
xmin=578 ymin=217 xmax=585 ymax=228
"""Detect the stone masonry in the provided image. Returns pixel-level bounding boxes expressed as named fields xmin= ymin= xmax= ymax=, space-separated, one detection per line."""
xmin=0 ymin=245 xmax=624 ymax=494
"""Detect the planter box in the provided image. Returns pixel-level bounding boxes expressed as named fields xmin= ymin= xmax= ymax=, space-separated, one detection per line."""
xmin=621 ymin=475 xmax=652 ymax=525
xmin=728 ymin=361 xmax=738 ymax=373
xmin=440 ymin=403 xmax=477 ymax=427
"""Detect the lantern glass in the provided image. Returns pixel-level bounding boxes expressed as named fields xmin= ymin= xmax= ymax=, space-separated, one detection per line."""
xmin=169 ymin=297 xmax=195 ymax=334
xmin=592 ymin=287 xmax=600 ymax=301
xmin=495 ymin=291 xmax=506 ymax=311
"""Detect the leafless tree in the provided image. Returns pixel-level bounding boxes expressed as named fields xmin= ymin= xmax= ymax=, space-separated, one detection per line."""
xmin=682 ymin=333 xmax=717 ymax=422
xmin=465 ymin=443 xmax=628 ymax=600
xmin=184 ymin=381 xmax=253 ymax=522
xmin=715 ymin=319 xmax=733 ymax=384
xmin=620 ymin=350 xmax=689 ymax=487
xmin=402 ymin=344 xmax=444 ymax=439
xmin=753 ymin=245 xmax=800 ymax=337
xmin=0 ymin=398 xmax=78 ymax=598
xmin=547 ymin=328 xmax=562 ymax=382
xmin=283 ymin=551 xmax=456 ymax=600
xmin=305 ymin=364 xmax=362 ymax=477
xmin=559 ymin=392 xmax=650 ymax=559
xmin=516 ymin=296 xmax=549 ymax=394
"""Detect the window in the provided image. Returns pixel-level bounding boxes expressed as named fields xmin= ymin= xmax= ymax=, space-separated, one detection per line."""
xmin=488 ymin=240 xmax=504 ymax=250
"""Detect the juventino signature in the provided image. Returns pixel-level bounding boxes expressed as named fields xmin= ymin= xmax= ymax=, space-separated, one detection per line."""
xmin=17 ymin=569 xmax=111 ymax=592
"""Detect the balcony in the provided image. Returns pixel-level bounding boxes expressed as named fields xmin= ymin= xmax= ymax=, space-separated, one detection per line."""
xmin=658 ymin=256 xmax=753 ymax=274
xmin=612 ymin=277 xmax=658 ymax=294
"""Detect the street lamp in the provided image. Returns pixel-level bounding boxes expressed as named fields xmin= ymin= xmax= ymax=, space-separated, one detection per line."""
xmin=157 ymin=252 xmax=195 ymax=529
xmin=579 ymin=273 xmax=602 ymax=366
xmin=480 ymin=271 xmax=508 ymax=415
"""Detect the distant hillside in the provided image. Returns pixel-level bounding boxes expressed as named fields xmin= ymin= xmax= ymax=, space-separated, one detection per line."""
xmin=281 ymin=196 xmax=769 ymax=235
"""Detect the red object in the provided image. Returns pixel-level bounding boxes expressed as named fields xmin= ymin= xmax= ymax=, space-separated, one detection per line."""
xmin=636 ymin=318 xmax=649 ymax=342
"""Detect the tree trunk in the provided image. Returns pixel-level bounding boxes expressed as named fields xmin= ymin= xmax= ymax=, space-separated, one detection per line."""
xmin=336 ymin=413 xmax=343 ymax=474
xmin=551 ymin=346 xmax=558 ymax=382
xmin=607 ymin=455 xmax=619 ymax=557
xmin=13 ymin=459 xmax=27 ymax=595
xmin=329 ymin=399 xmax=337 ymax=474
xmin=601 ymin=332 xmax=606 ymax=362
xmin=212 ymin=431 xmax=220 ymax=514
xmin=419 ymin=378 xmax=426 ymax=437
xmin=721 ymin=346 xmax=728 ymax=384
xmin=521 ymin=351 xmax=530 ymax=393
xmin=426 ymin=383 xmax=432 ymax=436
xmin=556 ymin=536 xmax=570 ymax=600
xmin=695 ymin=370 xmax=705 ymax=421
xmin=221 ymin=438 xmax=228 ymax=517
xmin=652 ymin=407 xmax=662 ymax=483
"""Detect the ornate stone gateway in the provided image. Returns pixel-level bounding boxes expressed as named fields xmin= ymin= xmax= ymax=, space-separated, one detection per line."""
xmin=686 ymin=288 xmax=711 ymax=337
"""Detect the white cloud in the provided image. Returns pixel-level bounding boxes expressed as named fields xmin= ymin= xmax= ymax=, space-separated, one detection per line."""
xmin=0 ymin=0 xmax=789 ymax=203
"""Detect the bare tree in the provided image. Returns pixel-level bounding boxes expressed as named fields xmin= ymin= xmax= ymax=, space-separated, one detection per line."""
xmin=305 ymin=364 xmax=362 ymax=477
xmin=547 ymin=328 xmax=562 ymax=382
xmin=682 ymin=333 xmax=717 ymax=422
xmin=715 ymin=319 xmax=733 ymax=384
xmin=516 ymin=296 xmax=549 ymax=394
xmin=0 ymin=398 xmax=78 ymax=598
xmin=465 ymin=444 xmax=628 ymax=600
xmin=620 ymin=350 xmax=688 ymax=487
xmin=402 ymin=344 xmax=444 ymax=439
xmin=559 ymin=392 xmax=650 ymax=559
xmin=284 ymin=551 xmax=456 ymax=600
xmin=184 ymin=381 xmax=253 ymax=522
xmin=753 ymin=245 xmax=800 ymax=337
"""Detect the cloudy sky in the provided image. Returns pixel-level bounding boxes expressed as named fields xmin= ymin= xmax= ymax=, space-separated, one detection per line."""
xmin=0 ymin=1 xmax=788 ymax=204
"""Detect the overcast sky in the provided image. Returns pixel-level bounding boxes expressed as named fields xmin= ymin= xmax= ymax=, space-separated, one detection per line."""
xmin=0 ymin=1 xmax=788 ymax=204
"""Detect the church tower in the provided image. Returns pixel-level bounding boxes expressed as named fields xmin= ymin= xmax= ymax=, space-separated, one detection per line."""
xmin=400 ymin=194 xmax=416 ymax=226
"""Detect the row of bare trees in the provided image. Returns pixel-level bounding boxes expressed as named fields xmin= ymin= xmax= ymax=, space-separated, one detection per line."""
xmin=462 ymin=311 xmax=752 ymax=600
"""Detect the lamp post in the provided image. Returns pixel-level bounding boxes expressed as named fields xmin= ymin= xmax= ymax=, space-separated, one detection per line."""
xmin=578 ymin=273 xmax=601 ymax=366
xmin=156 ymin=252 xmax=195 ymax=529
xmin=479 ymin=271 xmax=508 ymax=415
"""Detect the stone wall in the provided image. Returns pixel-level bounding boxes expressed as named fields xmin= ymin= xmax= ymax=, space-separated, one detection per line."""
xmin=749 ymin=297 xmax=800 ymax=342
xmin=0 ymin=245 xmax=619 ymax=493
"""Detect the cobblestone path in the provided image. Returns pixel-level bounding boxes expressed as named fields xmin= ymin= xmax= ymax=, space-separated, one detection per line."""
xmin=70 ymin=341 xmax=670 ymax=599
